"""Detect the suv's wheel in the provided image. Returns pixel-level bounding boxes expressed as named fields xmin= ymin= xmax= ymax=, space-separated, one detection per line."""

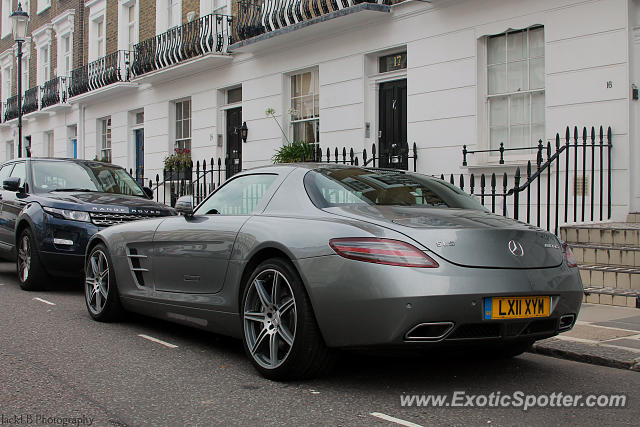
xmin=17 ymin=228 xmax=48 ymax=291
xmin=241 ymin=258 xmax=335 ymax=381
xmin=85 ymin=244 xmax=124 ymax=322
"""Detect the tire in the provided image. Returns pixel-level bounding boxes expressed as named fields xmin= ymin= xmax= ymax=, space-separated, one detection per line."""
xmin=241 ymin=258 xmax=335 ymax=381
xmin=17 ymin=228 xmax=49 ymax=291
xmin=85 ymin=244 xmax=124 ymax=322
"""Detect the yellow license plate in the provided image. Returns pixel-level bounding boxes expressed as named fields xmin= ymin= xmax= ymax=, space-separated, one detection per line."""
xmin=484 ymin=296 xmax=550 ymax=320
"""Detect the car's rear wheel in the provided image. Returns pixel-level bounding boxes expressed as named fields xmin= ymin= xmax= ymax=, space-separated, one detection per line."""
xmin=241 ymin=258 xmax=335 ymax=380
xmin=85 ymin=244 xmax=124 ymax=322
xmin=17 ymin=228 xmax=48 ymax=291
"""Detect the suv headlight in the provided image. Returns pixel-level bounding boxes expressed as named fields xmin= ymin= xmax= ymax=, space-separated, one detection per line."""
xmin=43 ymin=207 xmax=91 ymax=222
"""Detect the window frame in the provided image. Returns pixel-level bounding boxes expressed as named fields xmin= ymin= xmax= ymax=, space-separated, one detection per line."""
xmin=174 ymin=98 xmax=192 ymax=151
xmin=99 ymin=117 xmax=112 ymax=163
xmin=289 ymin=69 xmax=320 ymax=146
xmin=485 ymin=25 xmax=545 ymax=152
xmin=37 ymin=0 xmax=51 ymax=14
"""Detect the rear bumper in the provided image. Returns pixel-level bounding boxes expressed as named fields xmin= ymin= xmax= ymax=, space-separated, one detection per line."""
xmin=295 ymin=255 xmax=583 ymax=348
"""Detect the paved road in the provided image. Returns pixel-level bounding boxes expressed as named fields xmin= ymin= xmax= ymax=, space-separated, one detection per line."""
xmin=0 ymin=262 xmax=638 ymax=427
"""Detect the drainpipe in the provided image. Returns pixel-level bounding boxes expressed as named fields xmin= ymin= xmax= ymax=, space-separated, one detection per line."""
xmin=78 ymin=104 xmax=85 ymax=159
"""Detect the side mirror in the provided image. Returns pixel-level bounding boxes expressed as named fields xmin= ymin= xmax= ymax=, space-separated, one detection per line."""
xmin=3 ymin=177 xmax=22 ymax=192
xmin=175 ymin=195 xmax=194 ymax=217
xmin=143 ymin=187 xmax=153 ymax=199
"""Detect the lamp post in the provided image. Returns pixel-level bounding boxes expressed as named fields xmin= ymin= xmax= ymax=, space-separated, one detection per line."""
xmin=10 ymin=3 xmax=29 ymax=158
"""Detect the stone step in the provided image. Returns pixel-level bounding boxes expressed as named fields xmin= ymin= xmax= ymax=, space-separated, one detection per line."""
xmin=561 ymin=223 xmax=640 ymax=246
xmin=578 ymin=264 xmax=640 ymax=290
xmin=627 ymin=213 xmax=640 ymax=223
xmin=570 ymin=243 xmax=640 ymax=268
xmin=582 ymin=287 xmax=639 ymax=308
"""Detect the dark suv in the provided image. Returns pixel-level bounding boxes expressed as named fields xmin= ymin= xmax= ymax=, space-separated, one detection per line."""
xmin=0 ymin=158 xmax=174 ymax=290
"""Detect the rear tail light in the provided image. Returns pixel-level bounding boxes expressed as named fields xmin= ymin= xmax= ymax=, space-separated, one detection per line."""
xmin=562 ymin=242 xmax=578 ymax=268
xmin=329 ymin=238 xmax=439 ymax=268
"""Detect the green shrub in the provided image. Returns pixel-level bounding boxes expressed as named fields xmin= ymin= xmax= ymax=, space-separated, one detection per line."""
xmin=272 ymin=141 xmax=314 ymax=163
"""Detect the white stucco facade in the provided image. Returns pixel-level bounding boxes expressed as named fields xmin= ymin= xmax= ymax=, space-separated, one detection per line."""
xmin=1 ymin=0 xmax=639 ymax=221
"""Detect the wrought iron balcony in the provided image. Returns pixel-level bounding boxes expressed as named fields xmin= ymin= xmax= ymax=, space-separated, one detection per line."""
xmin=131 ymin=13 xmax=233 ymax=78
xmin=3 ymin=96 xmax=18 ymax=122
xmin=68 ymin=50 xmax=131 ymax=98
xmin=41 ymin=76 xmax=69 ymax=109
xmin=235 ymin=0 xmax=389 ymax=41
xmin=22 ymin=87 xmax=39 ymax=115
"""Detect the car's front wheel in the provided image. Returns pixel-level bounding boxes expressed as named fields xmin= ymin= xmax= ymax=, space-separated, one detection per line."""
xmin=85 ymin=244 xmax=124 ymax=322
xmin=17 ymin=228 xmax=48 ymax=291
xmin=241 ymin=258 xmax=335 ymax=380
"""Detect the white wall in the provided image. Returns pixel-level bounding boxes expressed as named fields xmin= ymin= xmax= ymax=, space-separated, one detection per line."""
xmin=0 ymin=0 xmax=634 ymax=218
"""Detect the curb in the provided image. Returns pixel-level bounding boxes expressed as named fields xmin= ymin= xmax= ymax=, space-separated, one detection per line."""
xmin=530 ymin=339 xmax=640 ymax=372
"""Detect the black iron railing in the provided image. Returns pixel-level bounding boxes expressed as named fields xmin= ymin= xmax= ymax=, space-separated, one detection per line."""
xmin=40 ymin=76 xmax=68 ymax=108
xmin=3 ymin=95 xmax=19 ymax=122
xmin=22 ymin=87 xmax=39 ymax=115
xmin=236 ymin=0 xmax=389 ymax=41
xmin=463 ymin=142 xmax=543 ymax=166
xmin=131 ymin=13 xmax=233 ymax=78
xmin=451 ymin=126 xmax=612 ymax=235
xmin=68 ymin=51 xmax=131 ymax=98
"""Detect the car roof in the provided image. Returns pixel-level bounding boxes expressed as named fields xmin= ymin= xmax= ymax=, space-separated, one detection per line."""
xmin=1 ymin=157 xmax=123 ymax=169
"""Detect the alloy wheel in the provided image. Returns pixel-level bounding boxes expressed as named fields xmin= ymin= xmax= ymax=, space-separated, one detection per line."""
xmin=17 ymin=234 xmax=31 ymax=283
xmin=86 ymin=249 xmax=110 ymax=315
xmin=243 ymin=269 xmax=297 ymax=369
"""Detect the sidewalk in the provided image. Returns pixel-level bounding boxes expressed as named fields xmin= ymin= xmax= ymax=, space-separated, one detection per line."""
xmin=532 ymin=303 xmax=640 ymax=371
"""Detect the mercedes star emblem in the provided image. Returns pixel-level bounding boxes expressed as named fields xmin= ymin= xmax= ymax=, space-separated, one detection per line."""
xmin=508 ymin=240 xmax=525 ymax=257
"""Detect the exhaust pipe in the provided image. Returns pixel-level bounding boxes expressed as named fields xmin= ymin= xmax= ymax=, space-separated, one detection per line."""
xmin=405 ymin=322 xmax=454 ymax=341
xmin=559 ymin=314 xmax=576 ymax=331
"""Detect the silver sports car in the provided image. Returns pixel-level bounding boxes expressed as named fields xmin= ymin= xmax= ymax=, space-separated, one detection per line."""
xmin=84 ymin=164 xmax=582 ymax=380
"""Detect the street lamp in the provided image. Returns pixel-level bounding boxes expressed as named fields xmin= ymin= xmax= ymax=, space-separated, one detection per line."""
xmin=10 ymin=3 xmax=29 ymax=158
xmin=240 ymin=121 xmax=248 ymax=143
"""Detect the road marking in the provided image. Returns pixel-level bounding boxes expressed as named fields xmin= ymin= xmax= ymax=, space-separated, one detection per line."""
xmin=370 ymin=413 xmax=423 ymax=427
xmin=138 ymin=334 xmax=178 ymax=349
xmin=32 ymin=297 xmax=56 ymax=306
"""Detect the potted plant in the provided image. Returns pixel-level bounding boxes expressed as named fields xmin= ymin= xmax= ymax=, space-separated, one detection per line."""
xmin=164 ymin=148 xmax=192 ymax=181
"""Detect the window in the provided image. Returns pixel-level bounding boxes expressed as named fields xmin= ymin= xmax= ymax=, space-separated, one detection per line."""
xmin=487 ymin=26 xmax=544 ymax=150
xmin=21 ymin=57 xmax=28 ymax=95
xmin=127 ymin=3 xmax=138 ymax=52
xmin=0 ymin=163 xmax=10 ymax=182
xmin=2 ymin=0 xmax=10 ymax=38
xmin=168 ymin=0 xmax=180 ymax=28
xmin=10 ymin=162 xmax=26 ymax=187
xmin=201 ymin=0 xmax=227 ymax=15
xmin=96 ymin=19 xmax=105 ymax=57
xmin=227 ymin=87 xmax=242 ymax=104
xmin=2 ymin=66 xmax=11 ymax=102
xmin=195 ymin=174 xmax=278 ymax=215
xmin=44 ymin=131 xmax=54 ymax=157
xmin=38 ymin=45 xmax=50 ymax=85
xmin=5 ymin=142 xmax=13 ymax=160
xmin=174 ymin=99 xmax=191 ymax=151
xmin=100 ymin=117 xmax=112 ymax=163
xmin=60 ymin=34 xmax=72 ymax=76
xmin=37 ymin=0 xmax=51 ymax=14
xmin=290 ymin=70 xmax=319 ymax=146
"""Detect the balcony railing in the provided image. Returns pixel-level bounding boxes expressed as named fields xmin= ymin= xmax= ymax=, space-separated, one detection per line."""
xmin=3 ymin=95 xmax=18 ymax=122
xmin=22 ymin=87 xmax=39 ymax=115
xmin=131 ymin=13 xmax=233 ymax=78
xmin=236 ymin=0 xmax=389 ymax=41
xmin=68 ymin=50 xmax=131 ymax=98
xmin=41 ymin=76 xmax=69 ymax=109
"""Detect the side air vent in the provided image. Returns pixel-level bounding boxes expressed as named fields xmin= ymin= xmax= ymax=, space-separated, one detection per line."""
xmin=127 ymin=247 xmax=149 ymax=287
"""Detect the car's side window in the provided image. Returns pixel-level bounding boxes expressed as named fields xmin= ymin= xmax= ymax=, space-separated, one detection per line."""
xmin=0 ymin=164 xmax=12 ymax=186
xmin=9 ymin=162 xmax=26 ymax=187
xmin=195 ymin=174 xmax=278 ymax=215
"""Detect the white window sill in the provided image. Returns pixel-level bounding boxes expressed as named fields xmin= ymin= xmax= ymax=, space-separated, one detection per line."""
xmin=37 ymin=6 xmax=51 ymax=15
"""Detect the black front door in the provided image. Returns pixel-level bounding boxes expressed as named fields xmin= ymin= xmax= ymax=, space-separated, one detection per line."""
xmin=378 ymin=79 xmax=407 ymax=169
xmin=226 ymin=107 xmax=242 ymax=179
xmin=135 ymin=129 xmax=144 ymax=185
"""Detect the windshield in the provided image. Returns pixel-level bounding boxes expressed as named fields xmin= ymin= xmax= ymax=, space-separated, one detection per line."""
xmin=304 ymin=167 xmax=485 ymax=210
xmin=31 ymin=161 xmax=145 ymax=197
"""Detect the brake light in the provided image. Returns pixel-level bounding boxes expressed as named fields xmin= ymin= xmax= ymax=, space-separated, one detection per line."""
xmin=329 ymin=238 xmax=439 ymax=268
xmin=563 ymin=242 xmax=578 ymax=268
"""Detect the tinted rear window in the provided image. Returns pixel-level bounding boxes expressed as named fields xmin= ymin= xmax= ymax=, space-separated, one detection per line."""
xmin=304 ymin=168 xmax=484 ymax=210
